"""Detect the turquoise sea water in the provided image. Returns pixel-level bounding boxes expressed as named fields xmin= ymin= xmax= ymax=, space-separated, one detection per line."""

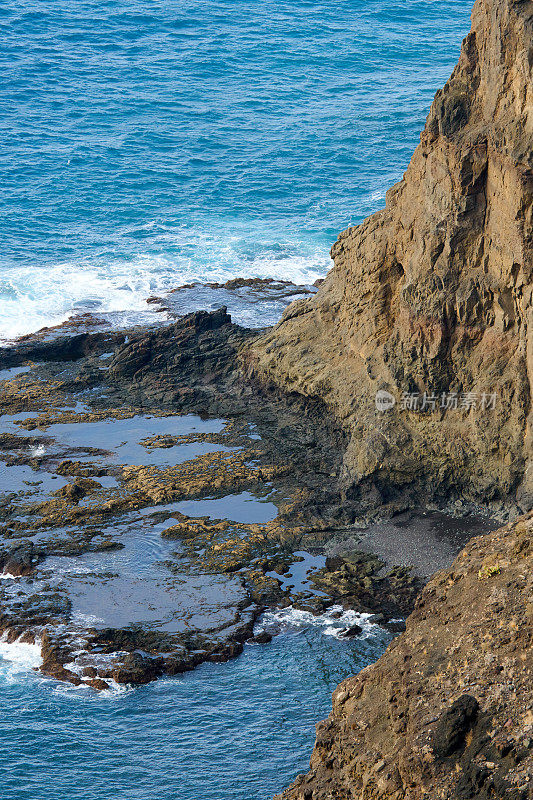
xmin=0 ymin=3 xmax=472 ymax=798
xmin=1 ymin=0 xmax=471 ymax=338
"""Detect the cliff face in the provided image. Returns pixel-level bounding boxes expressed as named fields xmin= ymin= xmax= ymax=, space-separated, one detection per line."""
xmin=251 ymin=0 xmax=533 ymax=513
xmin=276 ymin=514 xmax=533 ymax=800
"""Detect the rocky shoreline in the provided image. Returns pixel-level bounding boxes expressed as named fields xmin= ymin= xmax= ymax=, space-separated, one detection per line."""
xmin=0 ymin=305 xmax=439 ymax=691
xmin=264 ymin=0 xmax=533 ymax=795
xmin=276 ymin=513 xmax=533 ymax=800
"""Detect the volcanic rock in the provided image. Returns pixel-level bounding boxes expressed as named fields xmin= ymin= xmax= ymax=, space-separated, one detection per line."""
xmin=251 ymin=0 xmax=533 ymax=516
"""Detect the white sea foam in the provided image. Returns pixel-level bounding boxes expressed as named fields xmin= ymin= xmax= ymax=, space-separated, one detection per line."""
xmin=256 ymin=604 xmax=382 ymax=641
xmin=70 ymin=612 xmax=105 ymax=626
xmin=0 ymin=260 xmax=171 ymax=341
xmin=0 ymin=228 xmax=330 ymax=341
xmin=0 ymin=635 xmax=42 ymax=683
xmin=50 ymin=673 xmax=133 ymax=699
xmin=97 ymin=678 xmax=134 ymax=697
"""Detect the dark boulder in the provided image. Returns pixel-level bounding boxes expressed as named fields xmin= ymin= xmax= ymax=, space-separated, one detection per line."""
xmin=338 ymin=624 xmax=363 ymax=638
xmin=86 ymin=678 xmax=111 ymax=691
xmin=112 ymin=652 xmax=164 ymax=685
xmin=248 ymin=631 xmax=273 ymax=644
xmin=2 ymin=542 xmax=43 ymax=577
xmin=431 ymin=694 xmax=480 ymax=758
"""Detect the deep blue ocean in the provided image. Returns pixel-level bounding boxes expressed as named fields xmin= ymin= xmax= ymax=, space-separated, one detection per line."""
xmin=0 ymin=0 xmax=470 ymax=339
xmin=0 ymin=615 xmax=391 ymax=800
xmin=0 ymin=2 xmax=471 ymax=798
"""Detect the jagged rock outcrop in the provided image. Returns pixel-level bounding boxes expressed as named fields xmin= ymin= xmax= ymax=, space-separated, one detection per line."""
xmin=276 ymin=513 xmax=533 ymax=800
xmin=250 ymin=0 xmax=533 ymax=514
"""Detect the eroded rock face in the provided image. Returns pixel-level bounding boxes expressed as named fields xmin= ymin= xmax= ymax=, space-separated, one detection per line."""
xmin=251 ymin=0 xmax=533 ymax=514
xmin=276 ymin=514 xmax=533 ymax=800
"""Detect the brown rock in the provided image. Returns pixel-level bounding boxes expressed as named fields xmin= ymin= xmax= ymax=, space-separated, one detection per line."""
xmin=111 ymin=652 xmax=164 ymax=685
xmin=55 ymin=477 xmax=101 ymax=501
xmin=1 ymin=543 xmax=42 ymax=577
xmin=275 ymin=514 xmax=533 ymax=800
xmin=248 ymin=631 xmax=273 ymax=644
xmin=85 ymin=678 xmax=111 ymax=691
xmin=82 ymin=666 xmax=97 ymax=678
xmin=251 ymin=0 xmax=533 ymax=514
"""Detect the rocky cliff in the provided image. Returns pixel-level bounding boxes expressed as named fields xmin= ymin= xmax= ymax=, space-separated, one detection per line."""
xmin=276 ymin=514 xmax=533 ymax=800
xmin=250 ymin=0 xmax=533 ymax=515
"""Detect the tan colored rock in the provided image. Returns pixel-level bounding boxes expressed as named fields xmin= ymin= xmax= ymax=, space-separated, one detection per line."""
xmin=276 ymin=513 xmax=533 ymax=799
xmin=250 ymin=0 xmax=533 ymax=513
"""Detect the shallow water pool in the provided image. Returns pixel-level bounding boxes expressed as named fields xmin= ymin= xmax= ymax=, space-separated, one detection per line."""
xmin=172 ymin=491 xmax=279 ymax=525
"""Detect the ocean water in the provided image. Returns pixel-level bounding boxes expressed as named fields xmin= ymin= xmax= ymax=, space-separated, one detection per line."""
xmin=0 ymin=0 xmax=471 ymax=338
xmin=0 ymin=611 xmax=391 ymax=800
